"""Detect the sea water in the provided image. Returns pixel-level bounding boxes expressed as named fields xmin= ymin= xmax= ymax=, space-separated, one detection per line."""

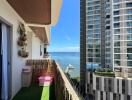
xmin=50 ymin=52 xmax=80 ymax=77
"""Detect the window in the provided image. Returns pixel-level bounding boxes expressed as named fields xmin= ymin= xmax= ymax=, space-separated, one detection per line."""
xmin=114 ymin=23 xmax=120 ymax=28
xmin=126 ymin=15 xmax=132 ymax=20
xmin=114 ymin=17 xmax=120 ymax=22
xmin=94 ymin=1 xmax=100 ymax=5
xmin=87 ymin=34 xmax=93 ymax=38
xmin=94 ymin=29 xmax=100 ymax=33
xmin=127 ymin=41 xmax=132 ymax=46
xmin=87 ymin=2 xmax=93 ymax=6
xmin=114 ymin=29 xmax=120 ymax=34
xmin=114 ymin=4 xmax=120 ymax=9
xmin=127 ymin=28 xmax=132 ymax=34
xmin=106 ymin=54 xmax=110 ymax=57
xmin=87 ymin=39 xmax=93 ymax=44
xmin=88 ymin=58 xmax=93 ymax=62
xmin=95 ymin=24 xmax=101 ymax=28
xmin=87 ymin=7 xmax=93 ymax=10
xmin=106 ymin=15 xmax=110 ymax=19
xmin=114 ymin=54 xmax=120 ymax=59
xmin=113 ymin=0 xmax=119 ymax=3
xmin=106 ymin=48 xmax=110 ymax=52
xmin=87 ymin=44 xmax=93 ymax=48
xmin=106 ymin=20 xmax=110 ymax=24
xmin=106 ymin=42 xmax=110 ymax=46
xmin=87 ymin=21 xmax=93 ymax=24
xmin=106 ymin=9 xmax=110 ymax=13
xmin=114 ymin=60 xmax=120 ymax=66
xmin=106 ymin=26 xmax=110 ymax=29
xmin=127 ymin=61 xmax=132 ymax=66
xmin=88 ymin=25 xmax=93 ymax=29
xmin=95 ymin=5 xmax=100 ymax=9
xmin=114 ymin=48 xmax=120 ymax=53
xmin=95 ymin=54 xmax=100 ymax=57
xmin=126 ymin=3 xmax=132 ymax=8
xmin=94 ymin=34 xmax=100 ymax=38
xmin=95 ymin=15 xmax=100 ymax=20
xmin=95 ymin=49 xmax=100 ymax=52
xmin=114 ymin=11 xmax=119 ymax=15
xmin=114 ymin=41 xmax=120 ymax=46
xmin=127 ymin=48 xmax=132 ymax=53
xmin=88 ymin=49 xmax=93 ymax=53
xmin=94 ymin=10 xmax=100 ymax=14
xmin=87 ymin=30 xmax=93 ymax=34
xmin=95 ymin=44 xmax=100 ymax=48
xmin=127 ymin=54 xmax=132 ymax=60
xmin=94 ymin=20 xmax=100 ymax=24
xmin=87 ymin=11 xmax=94 ymax=15
xmin=87 ymin=16 xmax=93 ymax=20
xmin=126 ymin=9 xmax=132 ymax=14
xmin=126 ymin=22 xmax=132 ymax=27
xmin=127 ymin=34 xmax=132 ymax=40
xmin=88 ymin=53 xmax=93 ymax=57
xmin=114 ymin=35 xmax=120 ymax=40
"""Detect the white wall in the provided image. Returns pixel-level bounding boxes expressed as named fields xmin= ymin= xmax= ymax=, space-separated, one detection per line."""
xmin=31 ymin=34 xmax=44 ymax=59
xmin=0 ymin=0 xmax=43 ymax=98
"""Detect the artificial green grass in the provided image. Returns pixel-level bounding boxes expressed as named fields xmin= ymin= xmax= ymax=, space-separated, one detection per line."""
xmin=12 ymin=84 xmax=43 ymax=100
xmin=12 ymin=83 xmax=55 ymax=100
xmin=41 ymin=86 xmax=50 ymax=100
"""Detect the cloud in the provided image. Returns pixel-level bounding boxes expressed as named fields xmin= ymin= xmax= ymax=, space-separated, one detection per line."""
xmin=49 ymin=46 xmax=80 ymax=52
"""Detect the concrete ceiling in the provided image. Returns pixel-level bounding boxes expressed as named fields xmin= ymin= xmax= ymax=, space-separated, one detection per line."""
xmin=30 ymin=26 xmax=48 ymax=43
xmin=7 ymin=0 xmax=51 ymax=25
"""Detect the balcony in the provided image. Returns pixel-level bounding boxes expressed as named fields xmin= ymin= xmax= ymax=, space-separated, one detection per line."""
xmin=12 ymin=59 xmax=79 ymax=100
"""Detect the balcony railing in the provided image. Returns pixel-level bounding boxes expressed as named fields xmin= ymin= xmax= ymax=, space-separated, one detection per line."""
xmin=53 ymin=60 xmax=80 ymax=100
xmin=25 ymin=59 xmax=79 ymax=100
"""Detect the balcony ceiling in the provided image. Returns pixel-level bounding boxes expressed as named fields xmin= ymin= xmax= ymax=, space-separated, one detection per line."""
xmin=30 ymin=26 xmax=48 ymax=43
xmin=7 ymin=0 xmax=51 ymax=25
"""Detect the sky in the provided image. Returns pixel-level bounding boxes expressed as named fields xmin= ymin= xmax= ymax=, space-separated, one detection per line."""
xmin=48 ymin=0 xmax=80 ymax=52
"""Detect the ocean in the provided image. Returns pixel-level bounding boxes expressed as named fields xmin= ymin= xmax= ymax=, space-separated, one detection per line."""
xmin=50 ymin=52 xmax=80 ymax=77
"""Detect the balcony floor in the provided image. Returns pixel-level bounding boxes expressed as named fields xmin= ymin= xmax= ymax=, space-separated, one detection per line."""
xmin=12 ymin=83 xmax=55 ymax=100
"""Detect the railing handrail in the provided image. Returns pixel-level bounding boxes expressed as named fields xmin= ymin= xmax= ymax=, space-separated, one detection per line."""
xmin=55 ymin=62 xmax=80 ymax=100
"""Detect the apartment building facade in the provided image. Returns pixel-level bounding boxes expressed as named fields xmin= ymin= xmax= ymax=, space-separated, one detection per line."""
xmin=80 ymin=0 xmax=132 ymax=85
xmin=80 ymin=0 xmax=132 ymax=99
xmin=86 ymin=72 xmax=132 ymax=100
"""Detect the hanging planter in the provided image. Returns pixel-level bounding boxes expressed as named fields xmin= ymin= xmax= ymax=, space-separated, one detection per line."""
xmin=17 ymin=40 xmax=25 ymax=46
xmin=18 ymin=49 xmax=29 ymax=58
xmin=19 ymin=34 xmax=27 ymax=41
xmin=18 ymin=23 xmax=26 ymax=35
xmin=17 ymin=23 xmax=29 ymax=58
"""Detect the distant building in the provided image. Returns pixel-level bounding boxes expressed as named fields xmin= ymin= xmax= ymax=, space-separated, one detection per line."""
xmin=80 ymin=0 xmax=132 ymax=99
xmin=86 ymin=72 xmax=132 ymax=100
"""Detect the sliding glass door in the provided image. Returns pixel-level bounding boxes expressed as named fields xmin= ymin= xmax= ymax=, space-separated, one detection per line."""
xmin=1 ymin=23 xmax=11 ymax=100
xmin=0 ymin=23 xmax=2 ymax=100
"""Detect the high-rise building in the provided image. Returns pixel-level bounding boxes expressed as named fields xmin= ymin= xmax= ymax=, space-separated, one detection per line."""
xmin=80 ymin=0 xmax=86 ymax=88
xmin=80 ymin=0 xmax=132 ymax=83
xmin=80 ymin=0 xmax=132 ymax=98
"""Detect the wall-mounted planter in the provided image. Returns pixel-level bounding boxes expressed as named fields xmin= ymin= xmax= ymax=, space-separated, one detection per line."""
xmin=17 ymin=23 xmax=29 ymax=58
xmin=18 ymin=49 xmax=29 ymax=58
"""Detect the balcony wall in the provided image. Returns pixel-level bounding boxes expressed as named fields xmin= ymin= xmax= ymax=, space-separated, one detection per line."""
xmin=0 ymin=0 xmax=45 ymax=98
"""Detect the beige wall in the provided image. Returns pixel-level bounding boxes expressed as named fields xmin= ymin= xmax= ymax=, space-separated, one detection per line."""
xmin=0 ymin=0 xmax=44 ymax=98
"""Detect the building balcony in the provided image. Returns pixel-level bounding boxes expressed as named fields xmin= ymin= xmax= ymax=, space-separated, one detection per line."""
xmin=12 ymin=59 xmax=79 ymax=100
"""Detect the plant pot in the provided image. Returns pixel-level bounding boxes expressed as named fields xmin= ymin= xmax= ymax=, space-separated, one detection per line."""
xmin=18 ymin=50 xmax=29 ymax=58
xmin=20 ymin=34 xmax=27 ymax=41
xmin=17 ymin=40 xmax=25 ymax=46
